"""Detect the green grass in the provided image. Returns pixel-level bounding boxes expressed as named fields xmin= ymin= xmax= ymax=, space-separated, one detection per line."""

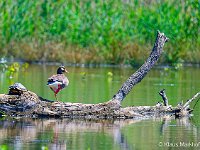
xmin=0 ymin=0 xmax=199 ymax=65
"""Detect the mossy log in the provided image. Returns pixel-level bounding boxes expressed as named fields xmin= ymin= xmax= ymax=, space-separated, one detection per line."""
xmin=0 ymin=31 xmax=199 ymax=119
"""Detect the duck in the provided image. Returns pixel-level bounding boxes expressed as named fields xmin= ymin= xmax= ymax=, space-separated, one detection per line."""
xmin=47 ymin=66 xmax=69 ymax=101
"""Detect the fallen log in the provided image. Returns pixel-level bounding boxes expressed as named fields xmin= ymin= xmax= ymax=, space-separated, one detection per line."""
xmin=0 ymin=31 xmax=199 ymax=119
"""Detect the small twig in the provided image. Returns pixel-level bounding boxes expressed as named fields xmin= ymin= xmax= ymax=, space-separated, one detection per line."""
xmin=159 ymin=89 xmax=168 ymax=106
xmin=193 ymin=98 xmax=200 ymax=110
xmin=183 ymin=92 xmax=200 ymax=110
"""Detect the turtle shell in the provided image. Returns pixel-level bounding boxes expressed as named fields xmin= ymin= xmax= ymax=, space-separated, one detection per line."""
xmin=9 ymin=83 xmax=27 ymax=95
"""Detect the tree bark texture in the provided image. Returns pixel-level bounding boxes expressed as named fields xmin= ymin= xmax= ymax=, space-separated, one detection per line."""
xmin=113 ymin=31 xmax=169 ymax=101
xmin=0 ymin=90 xmax=199 ymax=119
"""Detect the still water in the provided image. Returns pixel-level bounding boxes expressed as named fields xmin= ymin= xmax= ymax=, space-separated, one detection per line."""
xmin=0 ymin=64 xmax=200 ymax=150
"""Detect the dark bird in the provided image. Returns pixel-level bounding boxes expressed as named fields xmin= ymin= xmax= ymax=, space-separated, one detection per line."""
xmin=47 ymin=66 xmax=69 ymax=101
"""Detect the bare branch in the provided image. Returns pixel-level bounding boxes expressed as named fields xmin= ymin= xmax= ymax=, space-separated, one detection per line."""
xmin=113 ymin=31 xmax=169 ymax=101
xmin=183 ymin=92 xmax=200 ymax=110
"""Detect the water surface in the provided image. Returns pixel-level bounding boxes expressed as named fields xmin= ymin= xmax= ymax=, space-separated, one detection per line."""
xmin=0 ymin=64 xmax=199 ymax=150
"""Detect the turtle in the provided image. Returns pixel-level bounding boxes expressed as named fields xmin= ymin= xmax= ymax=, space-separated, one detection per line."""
xmin=8 ymin=83 xmax=27 ymax=95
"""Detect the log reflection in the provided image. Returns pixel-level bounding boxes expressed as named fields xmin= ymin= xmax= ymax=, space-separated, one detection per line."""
xmin=0 ymin=117 xmax=198 ymax=150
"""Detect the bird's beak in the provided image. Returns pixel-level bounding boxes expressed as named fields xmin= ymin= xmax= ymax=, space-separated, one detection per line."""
xmin=65 ymin=69 xmax=69 ymax=73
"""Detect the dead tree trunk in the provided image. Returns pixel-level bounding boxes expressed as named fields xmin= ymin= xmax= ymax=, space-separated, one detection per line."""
xmin=113 ymin=31 xmax=169 ymax=101
xmin=0 ymin=31 xmax=199 ymax=119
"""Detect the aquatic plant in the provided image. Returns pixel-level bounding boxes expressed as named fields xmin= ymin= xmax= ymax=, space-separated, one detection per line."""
xmin=21 ymin=62 xmax=29 ymax=71
xmin=5 ymin=62 xmax=29 ymax=78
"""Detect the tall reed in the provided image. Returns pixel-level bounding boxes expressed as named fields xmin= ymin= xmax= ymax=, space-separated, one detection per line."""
xmin=0 ymin=0 xmax=199 ymax=65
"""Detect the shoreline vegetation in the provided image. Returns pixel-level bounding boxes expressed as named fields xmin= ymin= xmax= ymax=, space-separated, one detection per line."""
xmin=0 ymin=0 xmax=199 ymax=66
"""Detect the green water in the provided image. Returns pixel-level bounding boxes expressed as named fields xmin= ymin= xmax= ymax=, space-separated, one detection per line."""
xmin=0 ymin=64 xmax=200 ymax=150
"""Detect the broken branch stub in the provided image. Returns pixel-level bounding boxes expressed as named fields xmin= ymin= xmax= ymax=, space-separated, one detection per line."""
xmin=159 ymin=89 xmax=169 ymax=106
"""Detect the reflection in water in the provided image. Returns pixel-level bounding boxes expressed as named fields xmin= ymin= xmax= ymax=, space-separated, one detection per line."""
xmin=160 ymin=116 xmax=196 ymax=135
xmin=0 ymin=118 xmax=136 ymax=150
xmin=0 ymin=65 xmax=200 ymax=149
xmin=0 ymin=117 xmax=199 ymax=150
